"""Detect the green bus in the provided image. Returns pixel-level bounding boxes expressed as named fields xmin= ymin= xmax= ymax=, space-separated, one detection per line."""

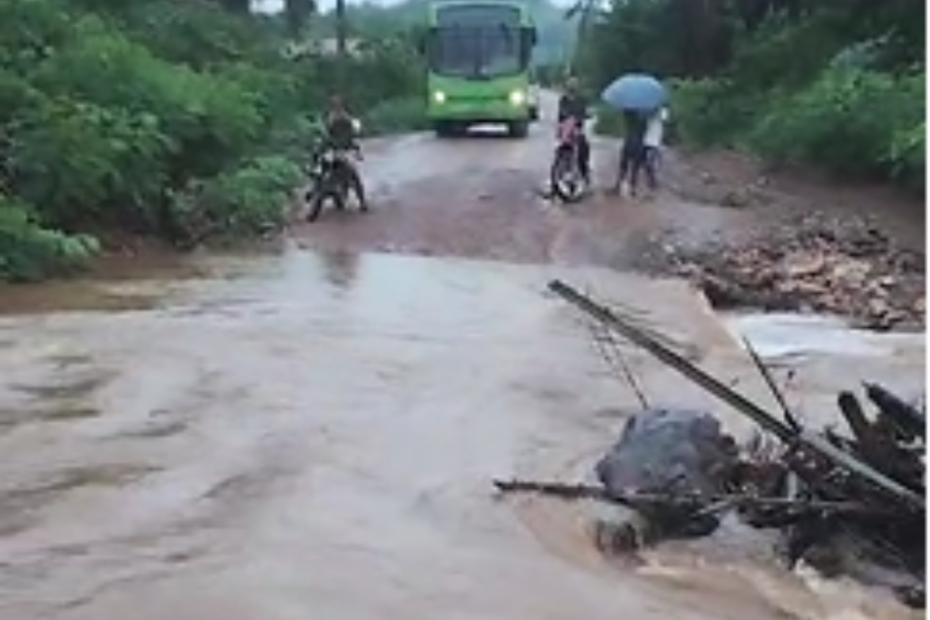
xmin=423 ymin=1 xmax=538 ymax=138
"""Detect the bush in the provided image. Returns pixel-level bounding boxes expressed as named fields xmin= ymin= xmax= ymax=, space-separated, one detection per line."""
xmin=197 ymin=155 xmax=304 ymax=237
xmin=887 ymin=120 xmax=925 ymax=190
xmin=667 ymin=78 xmax=764 ymax=148
xmin=0 ymin=0 xmax=426 ymax=282
xmin=12 ymin=99 xmax=172 ymax=228
xmin=748 ymin=69 xmax=925 ymax=182
xmin=592 ymin=105 xmax=624 ymax=137
xmin=0 ymin=196 xmax=99 ymax=282
xmin=669 ymin=67 xmax=925 ymax=191
xmin=363 ymin=97 xmax=429 ymax=136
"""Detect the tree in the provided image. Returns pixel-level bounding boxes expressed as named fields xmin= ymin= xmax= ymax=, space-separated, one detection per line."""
xmin=214 ymin=0 xmax=251 ymax=14
xmin=335 ymin=0 xmax=348 ymax=56
xmin=284 ymin=0 xmax=316 ymax=38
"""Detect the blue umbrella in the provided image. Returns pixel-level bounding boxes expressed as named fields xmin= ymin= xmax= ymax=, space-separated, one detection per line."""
xmin=601 ymin=73 xmax=667 ymax=112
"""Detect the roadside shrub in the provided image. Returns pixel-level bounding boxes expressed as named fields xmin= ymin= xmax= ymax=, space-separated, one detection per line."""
xmin=748 ymin=68 xmax=925 ymax=179
xmin=0 ymin=0 xmax=427 ymax=282
xmin=668 ymin=78 xmax=763 ymax=147
xmin=197 ymin=155 xmax=303 ymax=236
xmin=592 ymin=105 xmax=624 ymax=137
xmin=12 ymin=99 xmax=172 ymax=228
xmin=0 ymin=197 xmax=98 ymax=282
xmin=668 ymin=66 xmax=925 ymax=192
xmin=363 ymin=97 xmax=429 ymax=135
xmin=887 ymin=120 xmax=925 ymax=191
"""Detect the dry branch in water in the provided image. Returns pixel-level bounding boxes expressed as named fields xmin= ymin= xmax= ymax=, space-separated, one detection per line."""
xmin=493 ymin=280 xmax=926 ymax=608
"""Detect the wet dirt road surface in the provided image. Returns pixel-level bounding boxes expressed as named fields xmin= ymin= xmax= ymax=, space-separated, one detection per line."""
xmin=0 ymin=94 xmax=924 ymax=620
xmin=293 ymin=90 xmax=924 ymax=267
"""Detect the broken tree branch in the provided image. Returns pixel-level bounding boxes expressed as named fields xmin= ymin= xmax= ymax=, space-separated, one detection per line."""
xmin=493 ymin=478 xmax=901 ymax=517
xmin=546 ymin=279 xmax=926 ymax=511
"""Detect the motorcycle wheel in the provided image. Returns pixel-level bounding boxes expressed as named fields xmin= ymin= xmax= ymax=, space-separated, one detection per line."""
xmin=550 ymin=148 xmax=586 ymax=203
xmin=306 ymin=190 xmax=326 ymax=222
xmin=331 ymin=188 xmax=347 ymax=211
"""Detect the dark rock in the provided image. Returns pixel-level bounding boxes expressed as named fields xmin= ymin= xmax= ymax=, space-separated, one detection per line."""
xmin=595 ymin=408 xmax=739 ymax=498
xmin=592 ymin=408 xmax=740 ymax=546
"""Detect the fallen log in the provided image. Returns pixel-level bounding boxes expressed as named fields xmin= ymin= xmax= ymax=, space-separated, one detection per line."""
xmin=864 ymin=382 xmax=926 ymax=443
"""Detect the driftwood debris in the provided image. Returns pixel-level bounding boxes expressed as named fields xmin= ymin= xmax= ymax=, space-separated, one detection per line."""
xmin=494 ymin=280 xmax=926 ymax=608
xmin=493 ymin=479 xmax=897 ymax=517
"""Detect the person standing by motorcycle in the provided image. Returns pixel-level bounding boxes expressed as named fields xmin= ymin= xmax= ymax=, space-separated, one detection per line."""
xmin=321 ymin=95 xmax=368 ymax=211
xmin=613 ymin=108 xmax=649 ymax=198
xmin=556 ymin=77 xmax=591 ymax=183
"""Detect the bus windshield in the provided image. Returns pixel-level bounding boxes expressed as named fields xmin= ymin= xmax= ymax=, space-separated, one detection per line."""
xmin=429 ymin=24 xmax=523 ymax=78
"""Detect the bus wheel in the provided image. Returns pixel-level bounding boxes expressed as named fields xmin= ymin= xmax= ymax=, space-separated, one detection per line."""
xmin=434 ymin=121 xmax=454 ymax=138
xmin=508 ymin=121 xmax=529 ymax=139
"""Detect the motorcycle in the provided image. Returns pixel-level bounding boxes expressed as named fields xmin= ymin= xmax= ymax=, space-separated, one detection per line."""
xmin=304 ymin=145 xmax=365 ymax=222
xmin=549 ymin=117 xmax=588 ymax=203
xmin=305 ymin=117 xmax=366 ymax=222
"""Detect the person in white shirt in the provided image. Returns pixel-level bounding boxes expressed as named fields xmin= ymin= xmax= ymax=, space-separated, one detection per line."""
xmin=643 ymin=106 xmax=669 ymax=190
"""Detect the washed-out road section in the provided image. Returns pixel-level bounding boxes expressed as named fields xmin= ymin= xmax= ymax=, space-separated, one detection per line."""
xmin=0 ymin=94 xmax=923 ymax=620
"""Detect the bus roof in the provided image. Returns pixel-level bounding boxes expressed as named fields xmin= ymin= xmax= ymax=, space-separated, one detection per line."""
xmin=427 ymin=1 xmax=534 ymax=25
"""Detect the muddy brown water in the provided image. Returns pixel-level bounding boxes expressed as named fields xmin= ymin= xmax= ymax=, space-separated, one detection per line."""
xmin=0 ymin=94 xmax=924 ymax=620
xmin=1 ymin=251 xmax=922 ymax=620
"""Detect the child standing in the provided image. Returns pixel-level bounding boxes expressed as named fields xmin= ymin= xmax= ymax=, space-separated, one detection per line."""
xmin=643 ymin=106 xmax=669 ymax=191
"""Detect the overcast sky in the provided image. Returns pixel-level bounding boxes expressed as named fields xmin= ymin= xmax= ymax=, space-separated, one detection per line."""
xmin=254 ymin=0 xmax=571 ymax=13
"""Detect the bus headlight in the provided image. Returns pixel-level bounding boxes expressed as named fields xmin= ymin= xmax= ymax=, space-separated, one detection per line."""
xmin=508 ymin=90 xmax=526 ymax=106
xmin=433 ymin=91 xmax=446 ymax=103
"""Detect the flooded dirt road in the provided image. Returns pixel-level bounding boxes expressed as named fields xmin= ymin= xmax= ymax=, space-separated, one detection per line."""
xmin=2 ymin=252 xmax=922 ymax=620
xmin=293 ymin=91 xmax=924 ymax=268
xmin=0 ymin=94 xmax=924 ymax=620
xmin=292 ymin=109 xmax=725 ymax=268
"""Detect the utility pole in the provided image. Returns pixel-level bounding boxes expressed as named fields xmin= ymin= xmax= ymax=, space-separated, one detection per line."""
xmin=335 ymin=0 xmax=348 ymax=57
xmin=564 ymin=0 xmax=595 ymax=78
xmin=335 ymin=0 xmax=348 ymax=93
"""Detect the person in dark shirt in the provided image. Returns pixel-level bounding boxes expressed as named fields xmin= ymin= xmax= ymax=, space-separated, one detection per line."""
xmin=556 ymin=77 xmax=591 ymax=181
xmin=323 ymin=95 xmax=360 ymax=151
xmin=613 ymin=108 xmax=649 ymax=197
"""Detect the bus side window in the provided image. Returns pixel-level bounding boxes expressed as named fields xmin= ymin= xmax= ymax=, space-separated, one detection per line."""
xmin=521 ymin=26 xmax=537 ymax=65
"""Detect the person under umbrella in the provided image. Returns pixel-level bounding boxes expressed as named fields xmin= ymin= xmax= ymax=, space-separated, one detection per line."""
xmin=613 ymin=109 xmax=649 ymax=198
xmin=601 ymin=73 xmax=669 ymax=198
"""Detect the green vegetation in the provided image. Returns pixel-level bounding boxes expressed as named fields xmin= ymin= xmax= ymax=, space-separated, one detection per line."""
xmin=0 ymin=0 xmax=424 ymax=282
xmin=578 ymin=0 xmax=925 ymax=191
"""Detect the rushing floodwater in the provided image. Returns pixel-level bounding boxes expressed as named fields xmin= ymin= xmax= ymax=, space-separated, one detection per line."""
xmin=0 ymin=248 xmax=923 ymax=620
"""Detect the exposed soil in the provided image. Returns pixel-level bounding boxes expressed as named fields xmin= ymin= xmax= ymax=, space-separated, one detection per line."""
xmin=653 ymin=149 xmax=926 ymax=330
